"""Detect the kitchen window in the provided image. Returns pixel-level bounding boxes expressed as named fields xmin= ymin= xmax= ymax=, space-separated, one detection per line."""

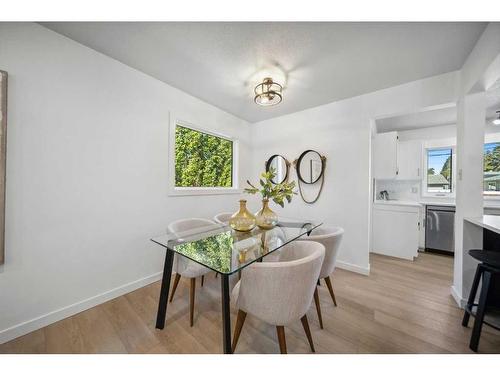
xmin=484 ymin=142 xmax=500 ymax=196
xmin=168 ymin=118 xmax=239 ymax=195
xmin=424 ymin=147 xmax=453 ymax=195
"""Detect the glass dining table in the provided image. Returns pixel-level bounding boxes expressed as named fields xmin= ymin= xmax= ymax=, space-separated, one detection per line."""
xmin=151 ymin=218 xmax=322 ymax=354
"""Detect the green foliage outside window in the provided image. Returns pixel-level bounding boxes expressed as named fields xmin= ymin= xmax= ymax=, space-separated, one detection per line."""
xmin=483 ymin=142 xmax=500 ymax=193
xmin=440 ymin=155 xmax=452 ymax=181
xmin=174 ymin=231 xmax=233 ymax=273
xmin=175 ymin=125 xmax=233 ymax=187
xmin=484 ymin=143 xmax=500 ymax=172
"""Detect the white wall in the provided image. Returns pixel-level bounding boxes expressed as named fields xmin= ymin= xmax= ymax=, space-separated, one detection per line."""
xmin=250 ymin=71 xmax=459 ymax=275
xmin=0 ymin=23 xmax=252 ymax=343
xmin=397 ymin=124 xmax=456 ymax=142
xmin=461 ymin=23 xmax=500 ymax=95
xmin=452 ymin=22 xmax=500 ymax=306
xmin=453 ymin=92 xmax=486 ymax=306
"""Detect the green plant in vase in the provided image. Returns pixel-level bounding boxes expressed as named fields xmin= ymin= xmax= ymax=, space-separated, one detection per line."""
xmin=244 ymin=168 xmax=297 ymax=229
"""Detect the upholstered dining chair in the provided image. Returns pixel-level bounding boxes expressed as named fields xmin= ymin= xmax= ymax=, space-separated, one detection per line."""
xmin=167 ymin=218 xmax=215 ymax=326
xmin=213 ymin=212 xmax=233 ymax=224
xmin=231 ymin=241 xmax=325 ymax=354
xmin=300 ymin=226 xmax=344 ymax=329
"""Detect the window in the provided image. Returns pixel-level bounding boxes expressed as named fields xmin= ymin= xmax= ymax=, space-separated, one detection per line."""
xmin=483 ymin=142 xmax=500 ymax=195
xmin=426 ymin=148 xmax=453 ymax=194
xmin=169 ymin=119 xmax=238 ymax=195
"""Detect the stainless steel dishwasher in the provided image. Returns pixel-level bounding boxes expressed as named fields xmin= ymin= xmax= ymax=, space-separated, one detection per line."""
xmin=425 ymin=205 xmax=455 ymax=254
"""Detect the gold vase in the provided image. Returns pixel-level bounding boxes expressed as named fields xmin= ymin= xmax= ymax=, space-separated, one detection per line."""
xmin=255 ymin=199 xmax=278 ymax=229
xmin=229 ymin=200 xmax=256 ymax=232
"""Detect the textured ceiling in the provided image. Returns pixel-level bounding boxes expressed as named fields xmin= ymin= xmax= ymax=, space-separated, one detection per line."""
xmin=41 ymin=22 xmax=487 ymax=123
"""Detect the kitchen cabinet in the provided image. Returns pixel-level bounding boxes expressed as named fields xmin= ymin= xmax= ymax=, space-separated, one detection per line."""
xmin=397 ymin=140 xmax=422 ymax=180
xmin=372 ymin=132 xmax=422 ymax=180
xmin=372 ymin=203 xmax=420 ymax=260
xmin=372 ymin=131 xmax=398 ymax=179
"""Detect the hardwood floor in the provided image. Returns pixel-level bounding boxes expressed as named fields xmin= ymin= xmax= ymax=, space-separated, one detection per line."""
xmin=1 ymin=252 xmax=500 ymax=354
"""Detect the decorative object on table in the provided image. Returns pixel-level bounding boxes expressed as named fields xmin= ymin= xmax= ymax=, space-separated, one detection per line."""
xmin=294 ymin=149 xmax=326 ymax=204
xmin=229 ymin=200 xmax=256 ymax=232
xmin=245 ymin=168 xmax=296 ymax=229
xmin=255 ymin=199 xmax=279 ymax=229
xmin=0 ymin=71 xmax=7 ymax=265
xmin=265 ymin=154 xmax=290 ymax=184
xmin=254 ymin=77 xmax=283 ymax=106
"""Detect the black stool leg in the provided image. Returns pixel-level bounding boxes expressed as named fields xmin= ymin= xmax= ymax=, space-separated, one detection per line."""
xmin=470 ymin=270 xmax=492 ymax=352
xmin=462 ymin=265 xmax=483 ymax=327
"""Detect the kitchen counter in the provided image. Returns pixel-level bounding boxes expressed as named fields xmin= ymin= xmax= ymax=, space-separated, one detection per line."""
xmin=374 ymin=200 xmax=500 ymax=209
xmin=373 ymin=200 xmax=422 ymax=207
xmin=464 ymin=215 xmax=500 ymax=235
xmin=419 ymin=201 xmax=455 ymax=207
xmin=457 ymin=215 xmax=500 ymax=307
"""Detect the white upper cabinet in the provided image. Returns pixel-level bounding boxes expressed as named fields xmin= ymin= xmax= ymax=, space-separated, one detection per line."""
xmin=397 ymin=140 xmax=422 ymax=180
xmin=372 ymin=132 xmax=422 ymax=181
xmin=372 ymin=131 xmax=398 ymax=179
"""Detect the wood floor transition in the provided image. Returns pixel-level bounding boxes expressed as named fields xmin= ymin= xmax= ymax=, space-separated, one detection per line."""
xmin=1 ymin=252 xmax=500 ymax=354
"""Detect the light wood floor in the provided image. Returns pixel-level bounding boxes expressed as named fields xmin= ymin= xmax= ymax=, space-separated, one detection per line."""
xmin=2 ymin=252 xmax=500 ymax=354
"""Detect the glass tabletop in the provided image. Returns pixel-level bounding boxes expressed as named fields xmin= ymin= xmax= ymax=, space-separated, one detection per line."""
xmin=151 ymin=218 xmax=322 ymax=275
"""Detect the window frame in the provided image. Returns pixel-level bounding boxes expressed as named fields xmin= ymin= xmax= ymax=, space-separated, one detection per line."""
xmin=168 ymin=116 xmax=240 ymax=196
xmin=483 ymin=133 xmax=500 ymax=200
xmin=422 ymin=145 xmax=456 ymax=198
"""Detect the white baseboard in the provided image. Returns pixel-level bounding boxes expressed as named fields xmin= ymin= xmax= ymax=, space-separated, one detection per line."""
xmin=450 ymin=285 xmax=465 ymax=308
xmin=336 ymin=260 xmax=370 ymax=276
xmin=0 ymin=272 xmax=163 ymax=345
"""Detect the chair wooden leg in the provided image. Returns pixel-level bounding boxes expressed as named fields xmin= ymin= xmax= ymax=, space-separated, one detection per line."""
xmin=169 ymin=273 xmax=181 ymax=303
xmin=276 ymin=326 xmax=287 ymax=354
xmin=313 ymin=287 xmax=324 ymax=329
xmin=201 ymin=275 xmax=204 ymax=287
xmin=324 ymin=276 xmax=337 ymax=306
xmin=300 ymin=315 xmax=315 ymax=352
xmin=231 ymin=309 xmax=247 ymax=353
xmin=189 ymin=278 xmax=196 ymax=327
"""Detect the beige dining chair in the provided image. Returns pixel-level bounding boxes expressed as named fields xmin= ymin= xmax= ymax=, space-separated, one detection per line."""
xmin=167 ymin=218 xmax=215 ymax=326
xmin=231 ymin=241 xmax=325 ymax=354
xmin=213 ymin=212 xmax=233 ymax=224
xmin=300 ymin=226 xmax=344 ymax=329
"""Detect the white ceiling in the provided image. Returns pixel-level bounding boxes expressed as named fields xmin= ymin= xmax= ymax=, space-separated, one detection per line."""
xmin=376 ymin=82 xmax=500 ymax=133
xmin=41 ymin=22 xmax=487 ymax=123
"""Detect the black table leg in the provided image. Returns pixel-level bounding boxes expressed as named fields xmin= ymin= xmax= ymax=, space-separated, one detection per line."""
xmin=470 ymin=270 xmax=492 ymax=352
xmin=156 ymin=249 xmax=174 ymax=329
xmin=221 ymin=274 xmax=232 ymax=354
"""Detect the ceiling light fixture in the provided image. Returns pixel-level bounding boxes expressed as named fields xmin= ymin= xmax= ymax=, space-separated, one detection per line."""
xmin=493 ymin=111 xmax=500 ymax=126
xmin=254 ymin=77 xmax=282 ymax=106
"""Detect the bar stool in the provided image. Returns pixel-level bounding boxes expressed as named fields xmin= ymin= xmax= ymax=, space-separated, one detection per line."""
xmin=461 ymin=249 xmax=500 ymax=352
